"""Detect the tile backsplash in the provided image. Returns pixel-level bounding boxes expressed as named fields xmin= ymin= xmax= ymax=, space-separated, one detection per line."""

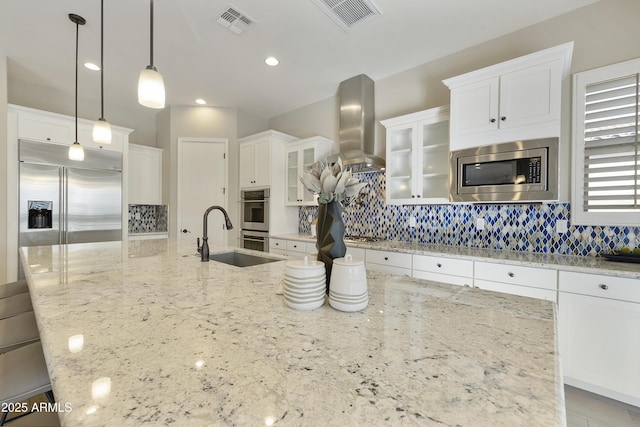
xmin=128 ymin=204 xmax=168 ymax=234
xmin=298 ymin=172 xmax=640 ymax=257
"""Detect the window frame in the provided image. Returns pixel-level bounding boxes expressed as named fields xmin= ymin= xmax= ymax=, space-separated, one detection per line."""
xmin=572 ymin=57 xmax=640 ymax=226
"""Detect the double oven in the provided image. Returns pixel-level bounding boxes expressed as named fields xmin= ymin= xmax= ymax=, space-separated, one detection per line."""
xmin=239 ymin=188 xmax=270 ymax=252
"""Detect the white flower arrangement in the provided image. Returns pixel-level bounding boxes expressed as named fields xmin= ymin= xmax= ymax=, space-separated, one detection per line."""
xmin=300 ymin=157 xmax=368 ymax=206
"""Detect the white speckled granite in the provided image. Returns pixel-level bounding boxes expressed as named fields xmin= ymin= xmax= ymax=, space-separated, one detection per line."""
xmin=276 ymin=233 xmax=640 ymax=279
xmin=21 ymin=239 xmax=564 ymax=426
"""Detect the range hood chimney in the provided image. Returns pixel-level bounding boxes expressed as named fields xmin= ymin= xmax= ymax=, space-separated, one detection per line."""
xmin=327 ymin=74 xmax=385 ymax=173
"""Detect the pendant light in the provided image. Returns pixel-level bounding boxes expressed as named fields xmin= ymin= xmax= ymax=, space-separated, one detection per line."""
xmin=138 ymin=0 xmax=165 ymax=109
xmin=93 ymin=0 xmax=112 ymax=144
xmin=68 ymin=13 xmax=85 ymax=161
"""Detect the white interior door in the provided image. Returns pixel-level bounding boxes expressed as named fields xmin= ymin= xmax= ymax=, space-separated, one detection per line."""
xmin=178 ymin=138 xmax=228 ymax=248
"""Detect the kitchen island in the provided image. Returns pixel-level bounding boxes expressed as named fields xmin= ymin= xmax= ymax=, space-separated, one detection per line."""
xmin=21 ymin=239 xmax=564 ymax=426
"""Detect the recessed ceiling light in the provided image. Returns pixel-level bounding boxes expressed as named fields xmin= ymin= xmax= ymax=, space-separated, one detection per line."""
xmin=195 ymin=99 xmax=206 ymax=105
xmin=265 ymin=57 xmax=279 ymax=66
xmin=84 ymin=62 xmax=100 ymax=71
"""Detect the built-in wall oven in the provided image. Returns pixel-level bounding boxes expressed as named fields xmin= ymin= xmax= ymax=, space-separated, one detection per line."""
xmin=240 ymin=229 xmax=269 ymax=252
xmin=240 ymin=188 xmax=269 ymax=232
xmin=240 ymin=188 xmax=270 ymax=251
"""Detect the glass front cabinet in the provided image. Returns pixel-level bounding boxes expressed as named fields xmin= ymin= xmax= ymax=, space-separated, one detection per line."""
xmin=285 ymin=136 xmax=333 ymax=206
xmin=381 ymin=105 xmax=450 ymax=205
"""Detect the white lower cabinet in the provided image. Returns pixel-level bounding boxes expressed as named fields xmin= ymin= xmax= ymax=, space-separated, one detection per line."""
xmin=269 ymin=238 xmax=315 ymax=258
xmin=474 ymin=262 xmax=557 ymax=302
xmin=365 ymin=249 xmax=411 ymax=276
xmin=558 ymin=271 xmax=640 ymax=407
xmin=345 ymin=246 xmax=366 ymax=262
xmin=412 ymin=254 xmax=473 ymax=287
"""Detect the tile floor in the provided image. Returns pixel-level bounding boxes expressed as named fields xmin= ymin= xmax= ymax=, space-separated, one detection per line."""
xmin=566 ymin=386 xmax=640 ymax=427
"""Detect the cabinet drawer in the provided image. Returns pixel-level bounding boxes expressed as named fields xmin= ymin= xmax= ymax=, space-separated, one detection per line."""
xmin=286 ymin=240 xmax=307 ymax=253
xmin=475 ymin=279 xmax=557 ymax=302
xmin=475 ymin=262 xmax=557 ymax=290
xmin=366 ymin=250 xmax=412 ymax=269
xmin=559 ymin=271 xmax=640 ymax=303
xmin=413 ymin=255 xmax=473 ymax=277
xmin=345 ymin=246 xmax=365 ymax=262
xmin=270 ymin=238 xmax=286 ymax=251
xmin=413 ymin=270 xmax=473 ymax=287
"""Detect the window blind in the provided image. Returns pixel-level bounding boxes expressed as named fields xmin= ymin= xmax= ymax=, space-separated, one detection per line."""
xmin=583 ymin=74 xmax=640 ymax=211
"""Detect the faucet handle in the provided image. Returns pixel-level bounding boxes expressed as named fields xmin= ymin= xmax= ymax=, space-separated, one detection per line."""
xmin=197 ymin=237 xmax=201 ymax=254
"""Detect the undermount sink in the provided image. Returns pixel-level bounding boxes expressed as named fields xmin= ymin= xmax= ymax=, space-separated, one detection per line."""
xmin=208 ymin=251 xmax=281 ymax=267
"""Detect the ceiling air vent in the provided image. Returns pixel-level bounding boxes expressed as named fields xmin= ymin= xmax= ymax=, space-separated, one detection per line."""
xmin=311 ymin=0 xmax=381 ymax=31
xmin=216 ymin=5 xmax=255 ymax=34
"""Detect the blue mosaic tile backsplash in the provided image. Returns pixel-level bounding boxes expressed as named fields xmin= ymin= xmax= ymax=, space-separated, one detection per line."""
xmin=128 ymin=204 xmax=168 ymax=233
xmin=298 ymin=172 xmax=640 ymax=257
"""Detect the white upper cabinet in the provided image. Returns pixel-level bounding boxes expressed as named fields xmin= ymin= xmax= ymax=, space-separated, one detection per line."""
xmin=11 ymin=104 xmax=130 ymax=153
xmin=381 ymin=106 xmax=450 ymax=205
xmin=443 ymin=42 xmax=573 ymax=151
xmin=285 ymin=136 xmax=333 ymax=206
xmin=238 ymin=131 xmax=298 ymax=189
xmin=128 ymin=144 xmax=163 ymax=205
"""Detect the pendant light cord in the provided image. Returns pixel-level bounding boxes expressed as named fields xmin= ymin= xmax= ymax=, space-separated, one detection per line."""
xmin=149 ymin=0 xmax=154 ymax=69
xmin=100 ymin=0 xmax=104 ymax=120
xmin=74 ymin=17 xmax=79 ymax=142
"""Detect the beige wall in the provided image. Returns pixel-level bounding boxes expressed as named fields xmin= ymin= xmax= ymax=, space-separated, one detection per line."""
xmin=7 ymin=78 xmax=157 ymax=147
xmin=268 ymin=0 xmax=640 ymax=202
xmin=0 ymin=56 xmax=7 ymax=281
xmin=157 ymin=105 xmax=268 ymax=243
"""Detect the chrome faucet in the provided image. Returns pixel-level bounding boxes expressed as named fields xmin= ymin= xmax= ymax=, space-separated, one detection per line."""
xmin=198 ymin=206 xmax=233 ymax=262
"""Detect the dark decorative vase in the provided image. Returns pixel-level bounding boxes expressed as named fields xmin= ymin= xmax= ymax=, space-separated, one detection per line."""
xmin=316 ymin=200 xmax=346 ymax=293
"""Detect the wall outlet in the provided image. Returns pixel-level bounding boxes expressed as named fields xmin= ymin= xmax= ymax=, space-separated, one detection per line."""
xmin=476 ymin=218 xmax=485 ymax=230
xmin=556 ymin=219 xmax=568 ymax=234
xmin=409 ymin=216 xmax=416 ymax=228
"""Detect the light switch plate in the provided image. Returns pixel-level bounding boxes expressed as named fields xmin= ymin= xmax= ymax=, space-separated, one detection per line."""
xmin=476 ymin=218 xmax=485 ymax=230
xmin=409 ymin=216 xmax=416 ymax=228
xmin=556 ymin=219 xmax=568 ymax=233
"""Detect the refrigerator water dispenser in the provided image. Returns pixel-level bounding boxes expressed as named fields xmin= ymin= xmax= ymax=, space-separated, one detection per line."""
xmin=28 ymin=201 xmax=53 ymax=229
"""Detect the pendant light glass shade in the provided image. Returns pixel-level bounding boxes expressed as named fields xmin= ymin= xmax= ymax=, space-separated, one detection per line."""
xmin=93 ymin=118 xmax=112 ymax=144
xmin=69 ymin=141 xmax=85 ymax=161
xmin=138 ymin=0 xmax=165 ymax=109
xmin=138 ymin=66 xmax=165 ymax=109
xmin=93 ymin=0 xmax=112 ymax=144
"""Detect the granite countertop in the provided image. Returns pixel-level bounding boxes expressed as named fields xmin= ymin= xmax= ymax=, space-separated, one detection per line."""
xmin=274 ymin=233 xmax=640 ymax=279
xmin=21 ymin=239 xmax=564 ymax=426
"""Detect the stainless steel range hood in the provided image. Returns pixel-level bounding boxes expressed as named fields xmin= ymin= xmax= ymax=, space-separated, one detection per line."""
xmin=327 ymin=74 xmax=385 ymax=173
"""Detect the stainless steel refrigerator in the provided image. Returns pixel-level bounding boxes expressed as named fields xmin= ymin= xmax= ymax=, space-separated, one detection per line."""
xmin=19 ymin=139 xmax=123 ymax=248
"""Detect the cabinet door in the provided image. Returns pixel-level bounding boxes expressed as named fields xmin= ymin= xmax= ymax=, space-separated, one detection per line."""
xmin=449 ymin=77 xmax=499 ymax=140
xmin=417 ymin=119 xmax=449 ymax=202
xmin=286 ymin=149 xmax=300 ymax=204
xmin=559 ymin=291 xmax=640 ymax=405
xmin=385 ymin=124 xmax=417 ymax=204
xmin=499 ymin=60 xmax=561 ymax=130
xmin=238 ymin=143 xmax=255 ymax=188
xmin=300 ymin=146 xmax=317 ymax=205
xmin=129 ymin=145 xmax=162 ymax=205
xmin=17 ymin=112 xmax=73 ymax=144
xmin=253 ymin=139 xmax=271 ymax=187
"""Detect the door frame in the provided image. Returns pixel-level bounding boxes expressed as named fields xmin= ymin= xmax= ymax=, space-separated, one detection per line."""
xmin=176 ymin=137 xmax=229 ymax=245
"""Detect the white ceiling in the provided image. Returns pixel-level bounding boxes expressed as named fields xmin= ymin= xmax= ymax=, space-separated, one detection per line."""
xmin=0 ymin=0 xmax=596 ymax=119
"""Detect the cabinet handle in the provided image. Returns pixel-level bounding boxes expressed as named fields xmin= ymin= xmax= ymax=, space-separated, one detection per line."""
xmin=293 ymin=245 xmax=297 ymax=248
xmin=508 ymin=272 xmax=514 ymax=278
xmin=181 ymin=229 xmax=190 ymax=233
xmin=490 ymin=118 xmax=496 ymax=123
xmin=437 ymin=263 xmax=442 ymax=268
xmin=384 ymin=257 xmax=389 ymax=261
xmin=599 ymin=284 xmax=609 ymax=290
xmin=501 ymin=116 xmax=507 ymax=121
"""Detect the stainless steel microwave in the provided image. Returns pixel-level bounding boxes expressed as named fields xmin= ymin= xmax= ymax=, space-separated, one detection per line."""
xmin=449 ymin=138 xmax=558 ymax=202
